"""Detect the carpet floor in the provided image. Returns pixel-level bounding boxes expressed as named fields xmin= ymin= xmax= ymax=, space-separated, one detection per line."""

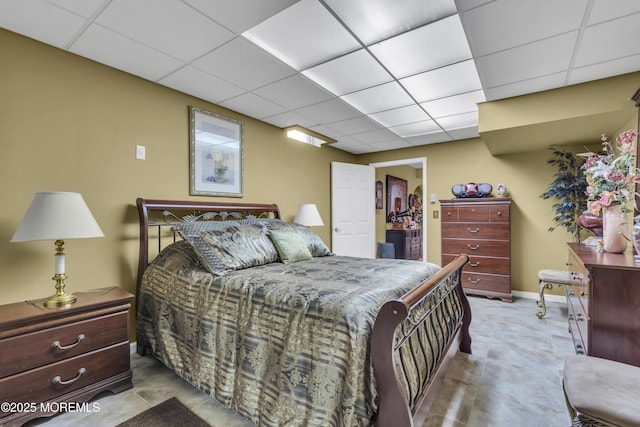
xmin=24 ymin=295 xmax=574 ymax=427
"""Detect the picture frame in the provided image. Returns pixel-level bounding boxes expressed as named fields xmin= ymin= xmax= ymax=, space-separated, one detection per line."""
xmin=375 ymin=180 xmax=383 ymax=209
xmin=189 ymin=106 xmax=243 ymax=197
xmin=386 ymin=175 xmax=408 ymax=222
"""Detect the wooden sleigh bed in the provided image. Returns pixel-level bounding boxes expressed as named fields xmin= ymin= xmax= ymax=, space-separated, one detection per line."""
xmin=135 ymin=198 xmax=472 ymax=427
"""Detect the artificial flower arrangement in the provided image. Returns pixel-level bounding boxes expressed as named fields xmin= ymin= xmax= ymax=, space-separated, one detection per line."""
xmin=581 ymin=129 xmax=640 ymax=215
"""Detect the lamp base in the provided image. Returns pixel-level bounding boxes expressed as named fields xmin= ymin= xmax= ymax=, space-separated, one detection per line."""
xmin=44 ymin=273 xmax=77 ymax=307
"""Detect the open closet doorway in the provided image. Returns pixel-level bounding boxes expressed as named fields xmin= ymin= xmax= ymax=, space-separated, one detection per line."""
xmin=369 ymin=157 xmax=427 ymax=262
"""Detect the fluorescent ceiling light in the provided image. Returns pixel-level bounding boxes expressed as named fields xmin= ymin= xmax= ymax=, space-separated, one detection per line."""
xmin=286 ymin=127 xmax=334 ymax=147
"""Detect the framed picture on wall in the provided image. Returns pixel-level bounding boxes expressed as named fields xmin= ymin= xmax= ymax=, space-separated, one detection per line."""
xmin=386 ymin=175 xmax=407 ymax=222
xmin=376 ymin=180 xmax=383 ymax=209
xmin=189 ymin=106 xmax=244 ymax=197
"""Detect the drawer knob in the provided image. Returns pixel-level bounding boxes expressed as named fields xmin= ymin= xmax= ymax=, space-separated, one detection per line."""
xmin=51 ymin=334 xmax=85 ymax=350
xmin=467 ymin=244 xmax=480 ymax=250
xmin=52 ymin=367 xmax=86 ymax=385
xmin=467 ymin=227 xmax=480 ymax=233
xmin=497 ymin=211 xmax=502 ymax=216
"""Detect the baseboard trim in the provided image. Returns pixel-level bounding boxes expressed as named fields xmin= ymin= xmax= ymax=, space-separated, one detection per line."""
xmin=512 ymin=290 xmax=566 ymax=303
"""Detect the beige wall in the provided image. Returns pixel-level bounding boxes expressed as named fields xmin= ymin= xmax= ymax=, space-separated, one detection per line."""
xmin=0 ymin=30 xmax=355 ymax=304
xmin=1 ymin=29 xmax=638 ymax=305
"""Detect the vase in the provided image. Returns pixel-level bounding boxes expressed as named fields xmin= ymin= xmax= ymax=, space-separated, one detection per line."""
xmin=602 ymin=204 xmax=627 ymax=253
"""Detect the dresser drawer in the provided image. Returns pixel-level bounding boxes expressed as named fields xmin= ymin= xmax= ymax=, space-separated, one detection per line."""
xmin=443 ymin=255 xmax=510 ymax=275
xmin=0 ymin=311 xmax=128 ymax=378
xmin=461 ymin=273 xmax=511 ymax=294
xmin=441 ymin=223 xmax=509 ymax=240
xmin=490 ymin=204 xmax=509 ymax=222
xmin=442 ymin=239 xmax=509 ymax=257
xmin=458 ymin=206 xmax=490 ymax=222
xmin=0 ymin=341 xmax=130 ymax=405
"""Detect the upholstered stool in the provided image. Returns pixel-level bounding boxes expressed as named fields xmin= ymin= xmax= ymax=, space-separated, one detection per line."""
xmin=377 ymin=242 xmax=395 ymax=259
xmin=563 ymin=355 xmax=640 ymax=426
xmin=536 ymin=269 xmax=570 ymax=318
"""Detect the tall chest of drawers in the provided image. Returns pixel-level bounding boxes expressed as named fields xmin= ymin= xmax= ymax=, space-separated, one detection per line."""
xmin=566 ymin=243 xmax=640 ymax=366
xmin=0 ymin=287 xmax=133 ymax=426
xmin=440 ymin=198 xmax=512 ymax=302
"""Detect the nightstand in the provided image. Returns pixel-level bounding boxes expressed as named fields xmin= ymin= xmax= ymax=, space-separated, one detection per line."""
xmin=0 ymin=286 xmax=133 ymax=426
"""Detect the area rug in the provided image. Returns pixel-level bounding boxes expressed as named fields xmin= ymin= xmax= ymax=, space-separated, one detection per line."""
xmin=116 ymin=397 xmax=210 ymax=427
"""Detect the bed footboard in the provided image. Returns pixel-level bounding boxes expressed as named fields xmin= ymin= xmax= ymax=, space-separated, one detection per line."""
xmin=371 ymin=254 xmax=471 ymax=427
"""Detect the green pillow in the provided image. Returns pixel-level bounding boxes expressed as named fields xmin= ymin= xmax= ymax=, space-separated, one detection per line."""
xmin=269 ymin=229 xmax=312 ymax=264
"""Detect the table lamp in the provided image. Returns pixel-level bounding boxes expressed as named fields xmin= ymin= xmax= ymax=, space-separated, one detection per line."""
xmin=294 ymin=204 xmax=324 ymax=226
xmin=11 ymin=192 xmax=104 ymax=307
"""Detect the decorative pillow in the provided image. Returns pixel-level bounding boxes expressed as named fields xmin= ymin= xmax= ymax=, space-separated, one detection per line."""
xmin=200 ymin=223 xmax=279 ymax=272
xmin=268 ymin=229 xmax=312 ymax=264
xmin=173 ymin=219 xmax=240 ymax=275
xmin=265 ymin=221 xmax=331 ymax=257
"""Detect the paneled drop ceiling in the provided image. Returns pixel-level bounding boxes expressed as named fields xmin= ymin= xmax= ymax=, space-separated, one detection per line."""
xmin=1 ymin=0 xmax=639 ymax=154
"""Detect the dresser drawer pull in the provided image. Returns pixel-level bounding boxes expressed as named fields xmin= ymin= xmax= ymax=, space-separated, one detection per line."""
xmin=576 ymin=313 xmax=584 ymax=321
xmin=469 ymin=261 xmax=480 ymax=267
xmin=467 ymin=244 xmax=480 ymax=250
xmin=467 ymin=277 xmax=480 ymax=284
xmin=52 ymin=367 xmax=86 ymax=385
xmin=467 ymin=227 xmax=480 ymax=233
xmin=51 ymin=334 xmax=85 ymax=350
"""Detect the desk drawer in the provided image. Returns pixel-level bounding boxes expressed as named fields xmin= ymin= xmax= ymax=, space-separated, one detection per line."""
xmin=0 ymin=341 xmax=130 ymax=405
xmin=0 ymin=311 xmax=128 ymax=378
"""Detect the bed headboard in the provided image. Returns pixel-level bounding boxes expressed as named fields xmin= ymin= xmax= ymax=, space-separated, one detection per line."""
xmin=135 ymin=198 xmax=281 ymax=299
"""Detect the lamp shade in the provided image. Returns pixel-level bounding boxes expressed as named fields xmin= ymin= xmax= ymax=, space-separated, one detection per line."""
xmin=11 ymin=192 xmax=104 ymax=242
xmin=294 ymin=204 xmax=324 ymax=227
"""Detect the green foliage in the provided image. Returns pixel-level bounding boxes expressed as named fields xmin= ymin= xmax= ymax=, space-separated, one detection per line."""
xmin=541 ymin=147 xmax=588 ymax=241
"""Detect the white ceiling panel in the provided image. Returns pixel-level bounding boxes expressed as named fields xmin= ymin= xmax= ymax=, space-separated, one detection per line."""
xmin=341 ymin=82 xmax=414 ymax=114
xmin=325 ymin=0 xmax=456 ymax=45
xmin=302 ymin=49 xmax=392 ymax=96
xmin=574 ymin=14 xmax=640 ymax=68
xmin=401 ymin=60 xmax=482 ymax=102
xmin=243 ymin=0 xmax=360 ymax=70
xmin=2 ymin=0 xmax=638 ymax=155
xmin=95 ymin=0 xmax=234 ymax=62
xmin=159 ymin=66 xmax=245 ymax=103
xmin=370 ymin=15 xmax=471 ymax=79
xmin=194 ymin=37 xmax=296 ymax=91
xmin=369 ymin=105 xmax=432 ymax=127
xmin=0 ymin=0 xmax=86 ymax=48
xmin=183 ymin=0 xmax=298 ymax=33
xmin=70 ymin=24 xmax=184 ymax=81
xmin=461 ymin=0 xmax=588 ymax=57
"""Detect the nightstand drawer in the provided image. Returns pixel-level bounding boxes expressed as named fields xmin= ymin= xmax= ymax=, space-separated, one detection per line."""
xmin=0 ymin=341 xmax=130 ymax=406
xmin=0 ymin=311 xmax=128 ymax=378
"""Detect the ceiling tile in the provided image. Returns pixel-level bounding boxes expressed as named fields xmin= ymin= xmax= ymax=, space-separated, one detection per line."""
xmin=475 ymin=32 xmax=577 ymax=88
xmin=574 ymin=15 xmax=640 ymax=67
xmin=324 ymin=116 xmax=383 ymax=135
xmin=390 ymin=120 xmax=441 ymax=138
xmin=369 ymin=105 xmax=432 ymax=127
xmin=405 ymin=132 xmax=452 ymax=146
xmin=183 ymin=0 xmax=298 ymax=33
xmin=421 ymin=90 xmax=485 ymax=118
xmin=243 ymin=0 xmax=360 ymax=70
xmin=221 ymin=92 xmax=288 ymax=119
xmin=401 ymin=60 xmax=482 ymax=102
xmin=261 ymin=110 xmax=316 ymax=128
xmin=296 ymin=98 xmax=363 ymax=124
xmin=437 ymin=111 xmax=478 ymax=131
xmin=461 ymin=0 xmax=588 ymax=57
xmin=341 ymin=82 xmax=414 ymax=114
xmin=325 ymin=0 xmax=456 ymax=45
xmin=194 ymin=37 xmax=295 ymax=91
xmin=159 ymin=66 xmax=245 ymax=103
xmin=70 ymin=24 xmax=184 ymax=81
xmin=367 ymin=139 xmax=413 ymax=151
xmin=588 ymin=0 xmax=640 ymax=25
xmin=370 ymin=15 xmax=471 ymax=79
xmin=47 ymin=0 xmax=107 ymax=18
xmin=569 ymin=55 xmax=640 ymax=86
xmin=96 ymin=0 xmax=234 ymax=62
xmin=483 ymin=72 xmax=567 ymax=101
xmin=302 ymin=49 xmax=392 ymax=96
xmin=0 ymin=0 xmax=86 ymax=48
xmin=350 ymin=128 xmax=399 ymax=144
xmin=253 ymin=74 xmax=334 ymax=110
xmin=330 ymin=138 xmax=375 ymax=154
xmin=447 ymin=126 xmax=479 ymax=140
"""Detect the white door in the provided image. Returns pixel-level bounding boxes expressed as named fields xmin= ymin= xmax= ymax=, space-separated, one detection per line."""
xmin=331 ymin=162 xmax=375 ymax=258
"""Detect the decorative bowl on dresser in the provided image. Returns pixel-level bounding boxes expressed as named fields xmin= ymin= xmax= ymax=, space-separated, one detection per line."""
xmin=0 ymin=287 xmax=134 ymax=426
xmin=440 ymin=198 xmax=512 ymax=302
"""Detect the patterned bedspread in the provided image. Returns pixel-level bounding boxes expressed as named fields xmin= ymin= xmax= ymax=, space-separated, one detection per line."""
xmin=137 ymin=241 xmax=444 ymax=426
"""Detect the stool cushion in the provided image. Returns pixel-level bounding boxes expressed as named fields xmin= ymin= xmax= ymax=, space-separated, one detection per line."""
xmin=564 ymin=355 xmax=640 ymax=426
xmin=538 ymin=269 xmax=571 ymax=284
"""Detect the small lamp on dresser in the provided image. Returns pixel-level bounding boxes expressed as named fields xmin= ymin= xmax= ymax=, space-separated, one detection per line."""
xmin=294 ymin=203 xmax=324 ymax=227
xmin=10 ymin=191 xmax=104 ymax=307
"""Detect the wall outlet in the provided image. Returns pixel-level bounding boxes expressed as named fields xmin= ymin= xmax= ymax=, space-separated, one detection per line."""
xmin=136 ymin=145 xmax=146 ymax=160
